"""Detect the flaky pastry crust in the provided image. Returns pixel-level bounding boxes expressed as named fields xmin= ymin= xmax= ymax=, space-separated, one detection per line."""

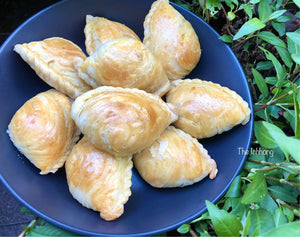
xmin=134 ymin=126 xmax=217 ymax=188
xmin=8 ymin=89 xmax=80 ymax=174
xmin=71 ymin=86 xmax=178 ymax=157
xmin=78 ymin=37 xmax=170 ymax=97
xmin=166 ymin=79 xmax=251 ymax=138
xmin=143 ymin=0 xmax=201 ymax=80
xmin=14 ymin=37 xmax=92 ymax=99
xmin=65 ymin=137 xmax=132 ymax=221
xmin=84 ymin=15 xmax=140 ymax=55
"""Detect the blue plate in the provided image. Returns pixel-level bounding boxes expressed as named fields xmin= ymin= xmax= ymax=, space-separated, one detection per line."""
xmin=0 ymin=0 xmax=253 ymax=236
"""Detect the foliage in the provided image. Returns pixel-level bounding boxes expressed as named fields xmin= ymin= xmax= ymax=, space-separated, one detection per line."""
xmin=19 ymin=207 xmax=80 ymax=237
xmin=172 ymin=0 xmax=300 ymax=236
xmin=20 ymin=0 xmax=300 ymax=236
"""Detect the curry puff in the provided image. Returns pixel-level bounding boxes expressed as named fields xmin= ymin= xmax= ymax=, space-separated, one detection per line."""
xmin=71 ymin=86 xmax=178 ymax=157
xmin=65 ymin=137 xmax=133 ymax=221
xmin=14 ymin=37 xmax=92 ymax=99
xmin=134 ymin=126 xmax=217 ymax=188
xmin=143 ymin=0 xmax=201 ymax=80
xmin=84 ymin=15 xmax=140 ymax=55
xmin=78 ymin=37 xmax=170 ymax=97
xmin=166 ymin=79 xmax=251 ymax=139
xmin=7 ymin=89 xmax=80 ymax=174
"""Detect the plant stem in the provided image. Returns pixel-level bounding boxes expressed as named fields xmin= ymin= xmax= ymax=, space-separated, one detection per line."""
xmin=221 ymin=4 xmax=234 ymax=36
xmin=254 ymin=88 xmax=297 ymax=112
xmin=250 ymin=166 xmax=278 ymax=172
xmin=189 ymin=227 xmax=199 ymax=237
xmin=268 ymin=192 xmax=300 ymax=217
xmin=265 ymin=176 xmax=300 ymax=187
xmin=18 ymin=217 xmax=38 ymax=237
xmin=247 ymin=158 xmax=278 ymax=166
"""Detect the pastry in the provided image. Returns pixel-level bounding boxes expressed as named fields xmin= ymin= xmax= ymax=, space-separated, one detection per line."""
xmin=71 ymin=86 xmax=178 ymax=157
xmin=65 ymin=136 xmax=132 ymax=221
xmin=143 ymin=0 xmax=201 ymax=80
xmin=14 ymin=37 xmax=92 ymax=99
xmin=7 ymin=89 xmax=80 ymax=174
xmin=166 ymin=79 xmax=251 ymax=138
xmin=133 ymin=126 xmax=217 ymax=188
xmin=84 ymin=15 xmax=140 ymax=55
xmin=78 ymin=37 xmax=170 ymax=97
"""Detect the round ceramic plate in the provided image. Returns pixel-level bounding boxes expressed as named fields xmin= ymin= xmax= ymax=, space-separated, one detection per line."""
xmin=0 ymin=0 xmax=253 ymax=236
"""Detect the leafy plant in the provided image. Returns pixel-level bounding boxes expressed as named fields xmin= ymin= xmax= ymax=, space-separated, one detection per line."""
xmin=20 ymin=0 xmax=300 ymax=236
xmin=172 ymin=0 xmax=300 ymax=236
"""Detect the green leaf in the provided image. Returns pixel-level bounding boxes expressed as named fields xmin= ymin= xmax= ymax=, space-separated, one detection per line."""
xmin=271 ymin=21 xmax=286 ymax=36
xmin=283 ymin=108 xmax=296 ymax=132
xmin=293 ymin=0 xmax=300 ymax=8
xmin=258 ymin=0 xmax=272 ymax=22
xmin=255 ymin=121 xmax=300 ymax=163
xmin=256 ymin=61 xmax=274 ymax=70
xmin=268 ymin=106 xmax=281 ymax=119
xmin=241 ymin=211 xmax=251 ymax=236
xmin=275 ymin=46 xmax=293 ymax=69
xmin=248 ymin=209 xmax=275 ymax=236
xmin=27 ymin=223 xmax=80 ymax=237
xmin=259 ymin=47 xmax=286 ymax=90
xmin=225 ymin=175 xmax=242 ymax=197
xmin=252 ymin=69 xmax=269 ymax=98
xmin=20 ymin=206 xmax=34 ymax=215
xmin=223 ymin=198 xmax=246 ymax=218
xmin=177 ymin=224 xmax=190 ymax=234
xmin=254 ymin=122 xmax=277 ymax=149
xmin=257 ymin=31 xmax=286 ymax=48
xmin=206 ymin=201 xmax=243 ymax=236
xmin=228 ymin=11 xmax=236 ymax=21
xmin=191 ymin=212 xmax=210 ymax=223
xmin=194 ymin=222 xmax=212 ymax=236
xmin=294 ymin=86 xmax=300 ymax=138
xmin=286 ymin=32 xmax=300 ymax=47
xmin=291 ymin=53 xmax=300 ymax=64
xmin=276 ymin=15 xmax=293 ymax=23
xmin=282 ymin=205 xmax=294 ymax=221
xmin=233 ymin=18 xmax=265 ymax=40
xmin=206 ymin=0 xmax=222 ymax=15
xmin=240 ymin=4 xmax=253 ymax=19
xmin=268 ymin=185 xmax=298 ymax=203
xmin=280 ymin=163 xmax=300 ymax=175
xmin=287 ymin=29 xmax=300 ymax=64
xmin=260 ymin=194 xmax=278 ymax=214
xmin=266 ymin=10 xmax=287 ymax=21
xmin=260 ymin=221 xmax=300 ymax=237
xmin=241 ymin=171 xmax=268 ymax=204
xmin=268 ymin=147 xmax=285 ymax=163
xmin=219 ymin=34 xmax=233 ymax=43
xmin=273 ymin=207 xmax=288 ymax=227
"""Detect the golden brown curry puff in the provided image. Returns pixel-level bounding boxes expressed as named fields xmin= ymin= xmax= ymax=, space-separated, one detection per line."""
xmin=166 ymin=79 xmax=251 ymax=139
xmin=143 ymin=0 xmax=201 ymax=80
xmin=133 ymin=126 xmax=217 ymax=188
xmin=7 ymin=89 xmax=80 ymax=174
xmin=84 ymin=15 xmax=140 ymax=55
xmin=78 ymin=37 xmax=170 ymax=97
xmin=14 ymin=37 xmax=92 ymax=99
xmin=71 ymin=86 xmax=178 ymax=157
xmin=65 ymin=137 xmax=133 ymax=221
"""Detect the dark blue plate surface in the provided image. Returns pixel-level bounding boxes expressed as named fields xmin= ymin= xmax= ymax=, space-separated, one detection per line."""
xmin=0 ymin=0 xmax=253 ymax=236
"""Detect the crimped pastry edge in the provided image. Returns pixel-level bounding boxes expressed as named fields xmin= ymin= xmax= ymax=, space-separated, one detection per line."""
xmin=72 ymin=86 xmax=178 ymax=122
xmin=169 ymin=78 xmax=251 ymax=125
